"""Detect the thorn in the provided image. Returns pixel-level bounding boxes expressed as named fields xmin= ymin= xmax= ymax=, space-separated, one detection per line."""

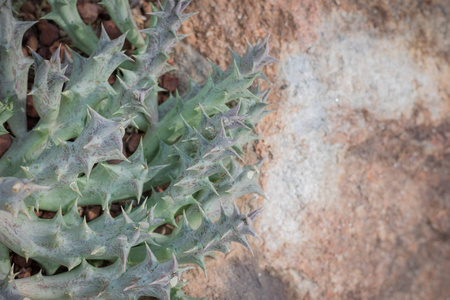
xmin=80 ymin=216 xmax=93 ymax=238
xmin=201 ymin=178 xmax=219 ymax=196
xmin=120 ymin=206 xmax=133 ymax=224
xmin=219 ymin=203 xmax=228 ymax=220
xmin=144 ymin=242 xmax=158 ymax=266
xmin=96 ymin=281 xmax=109 ymax=298
xmin=90 ymin=246 xmax=106 ymax=256
xmin=67 ymin=258 xmax=80 ymax=271
xmin=8 ymin=264 xmax=20 ymax=280
xmin=54 ymin=206 xmax=64 ymax=228
xmin=131 ymin=180 xmax=143 ymax=201
xmin=69 ymin=181 xmax=83 ymax=197
xmin=50 ymin=43 xmax=62 ymax=66
xmin=218 ymin=160 xmax=233 ymax=179
xmin=182 ymin=210 xmax=189 ymax=227
xmin=123 ymin=284 xmax=137 ymax=292
xmin=99 ymin=23 xmax=111 ymax=44
xmin=248 ymin=207 xmax=263 ymax=221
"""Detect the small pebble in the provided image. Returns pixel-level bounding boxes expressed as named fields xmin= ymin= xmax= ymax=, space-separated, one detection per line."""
xmin=13 ymin=255 xmax=33 ymax=269
xmin=16 ymin=267 xmax=32 ymax=279
xmin=85 ymin=205 xmax=102 ymax=222
xmin=0 ymin=134 xmax=12 ymax=158
xmin=103 ymin=20 xmax=122 ymax=40
xmin=26 ymin=95 xmax=39 ymax=118
xmin=26 ymin=34 xmax=38 ymax=52
xmin=37 ymin=46 xmax=51 ymax=59
xmin=161 ymin=74 xmax=179 ymax=92
xmin=77 ymin=3 xmax=100 ymax=24
xmin=127 ymin=133 xmax=143 ymax=153
xmin=38 ymin=20 xmax=59 ymax=47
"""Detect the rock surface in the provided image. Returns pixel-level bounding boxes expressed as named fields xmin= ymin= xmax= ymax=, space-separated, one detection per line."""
xmin=177 ymin=0 xmax=450 ymax=299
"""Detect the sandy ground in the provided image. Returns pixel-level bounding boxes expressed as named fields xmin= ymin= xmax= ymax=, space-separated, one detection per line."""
xmin=177 ymin=1 xmax=450 ymax=299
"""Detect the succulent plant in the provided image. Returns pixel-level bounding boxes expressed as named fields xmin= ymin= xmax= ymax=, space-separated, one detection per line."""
xmin=0 ymin=0 xmax=276 ymax=299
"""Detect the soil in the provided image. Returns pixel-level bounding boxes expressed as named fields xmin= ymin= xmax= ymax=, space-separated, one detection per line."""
xmin=176 ymin=0 xmax=450 ymax=299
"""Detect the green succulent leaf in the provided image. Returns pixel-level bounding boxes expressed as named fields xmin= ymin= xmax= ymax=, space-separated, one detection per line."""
xmin=0 ymin=0 xmax=275 ymax=298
